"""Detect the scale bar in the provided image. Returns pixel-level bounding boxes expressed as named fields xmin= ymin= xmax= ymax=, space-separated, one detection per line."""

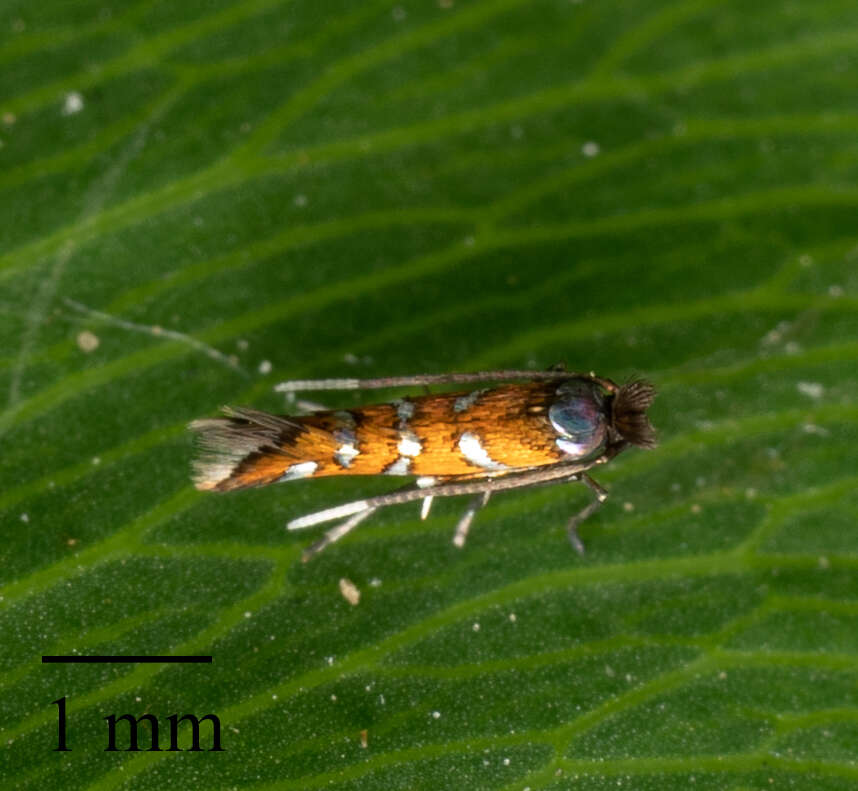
xmin=42 ymin=656 xmax=212 ymax=664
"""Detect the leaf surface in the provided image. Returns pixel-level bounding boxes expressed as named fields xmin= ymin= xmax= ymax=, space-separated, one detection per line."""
xmin=2 ymin=1 xmax=858 ymax=788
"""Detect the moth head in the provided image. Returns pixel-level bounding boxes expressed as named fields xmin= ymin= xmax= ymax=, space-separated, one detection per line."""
xmin=549 ymin=376 xmax=657 ymax=460
xmin=610 ymin=378 xmax=657 ymax=449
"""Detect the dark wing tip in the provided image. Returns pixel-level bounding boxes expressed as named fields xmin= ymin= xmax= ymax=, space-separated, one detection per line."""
xmin=188 ymin=407 xmax=302 ymax=491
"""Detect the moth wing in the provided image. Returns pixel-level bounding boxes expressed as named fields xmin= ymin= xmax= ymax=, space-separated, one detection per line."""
xmin=190 ymin=407 xmax=342 ymax=491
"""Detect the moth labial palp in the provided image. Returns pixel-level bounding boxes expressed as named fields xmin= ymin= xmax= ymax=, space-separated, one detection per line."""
xmin=189 ymin=368 xmax=657 ymax=559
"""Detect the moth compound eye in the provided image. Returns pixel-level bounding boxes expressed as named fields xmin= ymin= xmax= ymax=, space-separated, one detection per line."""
xmin=548 ymin=379 xmax=607 ymax=459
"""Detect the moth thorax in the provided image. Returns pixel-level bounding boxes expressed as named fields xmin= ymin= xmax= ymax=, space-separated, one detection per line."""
xmin=548 ymin=378 xmax=608 ymax=459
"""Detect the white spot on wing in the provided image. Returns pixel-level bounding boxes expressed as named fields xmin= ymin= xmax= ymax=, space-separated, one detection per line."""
xmin=392 ymin=398 xmax=415 ymax=421
xmin=384 ymin=456 xmax=411 ymax=475
xmin=333 ymin=427 xmax=359 ymax=468
xmin=279 ymin=461 xmax=318 ymax=481
xmin=397 ymin=431 xmax=422 ymax=457
xmin=453 ymin=389 xmax=486 ymax=413
xmin=334 ymin=443 xmax=359 ymax=468
xmin=458 ymin=432 xmax=508 ymax=471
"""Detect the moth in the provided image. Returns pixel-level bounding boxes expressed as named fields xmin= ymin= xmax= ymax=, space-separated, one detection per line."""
xmin=189 ymin=369 xmax=656 ymax=560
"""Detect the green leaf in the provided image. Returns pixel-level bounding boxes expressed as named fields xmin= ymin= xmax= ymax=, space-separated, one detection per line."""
xmin=3 ymin=0 xmax=858 ymax=788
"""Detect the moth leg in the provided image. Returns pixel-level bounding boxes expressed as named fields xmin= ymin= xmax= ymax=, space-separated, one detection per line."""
xmin=566 ymin=473 xmax=608 ymax=555
xmin=289 ymin=464 xmax=609 ymax=532
xmin=289 ymin=478 xmax=449 ymax=532
xmin=301 ymin=507 xmax=378 ymax=562
xmin=452 ymin=491 xmax=491 ymax=548
xmin=297 ymin=477 xmax=453 ymax=559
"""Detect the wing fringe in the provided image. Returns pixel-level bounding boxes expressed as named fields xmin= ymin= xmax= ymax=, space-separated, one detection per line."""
xmin=189 ymin=407 xmax=307 ymax=491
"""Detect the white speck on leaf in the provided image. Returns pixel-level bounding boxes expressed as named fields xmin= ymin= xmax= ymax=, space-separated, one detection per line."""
xmin=62 ymin=92 xmax=84 ymax=115
xmin=76 ymin=330 xmax=99 ymax=352
xmin=796 ymin=381 xmax=824 ymax=399
xmin=339 ymin=578 xmax=361 ymax=606
xmin=581 ymin=140 xmax=600 ymax=157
